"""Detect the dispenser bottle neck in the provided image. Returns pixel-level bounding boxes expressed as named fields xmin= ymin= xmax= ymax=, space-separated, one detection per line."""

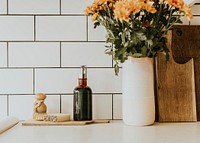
xmin=78 ymin=65 xmax=88 ymax=87
xmin=78 ymin=78 xmax=87 ymax=86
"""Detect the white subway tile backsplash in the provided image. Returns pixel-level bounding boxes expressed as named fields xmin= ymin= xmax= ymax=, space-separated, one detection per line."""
xmin=0 ymin=0 xmax=198 ymax=120
xmin=190 ymin=17 xmax=200 ymax=25
xmin=113 ymin=94 xmax=122 ymax=119
xmin=0 ymin=69 xmax=33 ymax=94
xmin=36 ymin=16 xmax=86 ymax=41
xmin=88 ymin=19 xmax=107 ymax=41
xmin=191 ymin=5 xmax=200 ymax=15
xmin=180 ymin=17 xmax=190 ymax=25
xmin=35 ymin=69 xmax=79 ymax=94
xmin=61 ymin=95 xmax=73 ymax=120
xmin=46 ymin=95 xmax=60 ymax=114
xmin=9 ymin=42 xmax=60 ymax=67
xmin=93 ymin=94 xmax=112 ymax=119
xmin=9 ymin=95 xmax=34 ymax=120
xmin=61 ymin=0 xmax=93 ymax=14
xmin=88 ymin=68 xmax=122 ymax=93
xmin=9 ymin=0 xmax=59 ymax=14
xmin=61 ymin=42 xmax=112 ymax=67
xmin=0 ymin=16 xmax=34 ymax=41
xmin=0 ymin=0 xmax=7 ymax=14
xmin=0 ymin=95 xmax=7 ymax=120
xmin=0 ymin=42 xmax=7 ymax=67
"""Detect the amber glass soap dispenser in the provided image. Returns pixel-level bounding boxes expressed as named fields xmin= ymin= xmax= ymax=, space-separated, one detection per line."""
xmin=73 ymin=65 xmax=92 ymax=121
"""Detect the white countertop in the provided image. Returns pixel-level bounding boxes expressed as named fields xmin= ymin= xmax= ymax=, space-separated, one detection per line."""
xmin=0 ymin=120 xmax=200 ymax=143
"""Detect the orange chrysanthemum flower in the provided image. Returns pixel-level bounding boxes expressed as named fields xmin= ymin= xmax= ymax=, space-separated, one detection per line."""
xmin=114 ymin=0 xmax=143 ymax=22
xmin=92 ymin=13 xmax=99 ymax=21
xmin=127 ymin=0 xmax=142 ymax=14
xmin=142 ymin=3 xmax=157 ymax=13
xmin=114 ymin=0 xmax=131 ymax=22
xmin=180 ymin=4 xmax=193 ymax=20
xmin=84 ymin=6 xmax=95 ymax=15
xmin=167 ymin=0 xmax=184 ymax=9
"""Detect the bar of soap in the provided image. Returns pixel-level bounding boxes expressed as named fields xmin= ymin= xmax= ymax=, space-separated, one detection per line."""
xmin=44 ymin=114 xmax=70 ymax=122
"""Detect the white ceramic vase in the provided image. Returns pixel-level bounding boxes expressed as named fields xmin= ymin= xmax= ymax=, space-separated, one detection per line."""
xmin=122 ymin=57 xmax=155 ymax=126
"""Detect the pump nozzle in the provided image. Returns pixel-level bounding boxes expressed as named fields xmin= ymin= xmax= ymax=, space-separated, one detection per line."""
xmin=79 ymin=65 xmax=87 ymax=79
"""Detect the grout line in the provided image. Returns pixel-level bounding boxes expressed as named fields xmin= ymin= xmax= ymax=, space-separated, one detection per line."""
xmin=7 ymin=95 xmax=9 ymax=116
xmin=60 ymin=42 xmax=62 ymax=67
xmin=59 ymin=0 xmax=62 ymax=15
xmin=0 ymin=14 xmax=86 ymax=16
xmin=7 ymin=42 xmax=9 ymax=67
xmin=86 ymin=16 xmax=89 ymax=41
xmin=0 ymin=66 xmax=119 ymax=69
xmin=0 ymin=41 xmax=106 ymax=42
xmin=111 ymin=94 xmax=114 ymax=120
xmin=34 ymin=16 xmax=36 ymax=41
xmin=33 ymin=68 xmax=35 ymax=94
xmin=60 ymin=94 xmax=62 ymax=113
xmin=0 ymin=93 xmax=122 ymax=96
xmin=7 ymin=0 xmax=9 ymax=14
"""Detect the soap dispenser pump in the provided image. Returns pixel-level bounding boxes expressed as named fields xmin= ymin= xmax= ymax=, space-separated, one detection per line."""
xmin=73 ymin=65 xmax=92 ymax=121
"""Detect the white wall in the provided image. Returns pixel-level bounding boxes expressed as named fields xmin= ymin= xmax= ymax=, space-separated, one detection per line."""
xmin=0 ymin=0 xmax=122 ymax=120
xmin=0 ymin=0 xmax=199 ymax=120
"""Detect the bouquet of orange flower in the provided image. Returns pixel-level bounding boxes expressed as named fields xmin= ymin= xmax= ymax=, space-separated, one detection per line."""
xmin=85 ymin=0 xmax=192 ymax=75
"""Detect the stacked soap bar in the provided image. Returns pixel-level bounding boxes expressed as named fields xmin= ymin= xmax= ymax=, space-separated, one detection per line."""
xmin=44 ymin=114 xmax=70 ymax=122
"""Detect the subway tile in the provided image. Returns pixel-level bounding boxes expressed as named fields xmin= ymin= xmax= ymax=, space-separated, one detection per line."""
xmin=9 ymin=95 xmax=34 ymax=120
xmin=61 ymin=0 xmax=93 ymax=14
xmin=88 ymin=68 xmax=122 ymax=93
xmin=0 ymin=69 xmax=33 ymax=94
xmin=93 ymin=94 xmax=112 ymax=119
xmin=0 ymin=42 xmax=7 ymax=67
xmin=0 ymin=16 xmax=34 ymax=41
xmin=180 ymin=17 xmax=190 ymax=25
xmin=45 ymin=95 xmax=60 ymax=114
xmin=36 ymin=16 xmax=86 ymax=41
xmin=0 ymin=0 xmax=7 ymax=14
xmin=61 ymin=42 xmax=112 ymax=67
xmin=190 ymin=17 xmax=200 ymax=25
xmin=9 ymin=42 xmax=60 ymax=67
xmin=35 ymin=69 xmax=79 ymax=94
xmin=88 ymin=19 xmax=107 ymax=41
xmin=113 ymin=94 xmax=122 ymax=119
xmin=9 ymin=0 xmax=59 ymax=14
xmin=191 ymin=5 xmax=200 ymax=15
xmin=0 ymin=95 xmax=7 ymax=120
xmin=61 ymin=95 xmax=73 ymax=120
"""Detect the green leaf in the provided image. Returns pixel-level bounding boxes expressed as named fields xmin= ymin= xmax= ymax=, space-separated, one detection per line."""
xmin=136 ymin=32 xmax=147 ymax=41
xmin=132 ymin=53 xmax=143 ymax=58
xmin=105 ymin=50 xmax=114 ymax=55
xmin=93 ymin=21 xmax=100 ymax=29
xmin=141 ymin=46 xmax=147 ymax=56
xmin=146 ymin=40 xmax=153 ymax=48
xmin=114 ymin=63 xmax=119 ymax=76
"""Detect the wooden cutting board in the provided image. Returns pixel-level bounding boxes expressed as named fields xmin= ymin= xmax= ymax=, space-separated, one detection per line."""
xmin=170 ymin=26 xmax=200 ymax=121
xmin=156 ymin=29 xmax=197 ymax=122
xmin=22 ymin=119 xmax=110 ymax=126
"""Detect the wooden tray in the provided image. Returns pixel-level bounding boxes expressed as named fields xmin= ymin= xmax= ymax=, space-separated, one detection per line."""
xmin=22 ymin=119 xmax=110 ymax=126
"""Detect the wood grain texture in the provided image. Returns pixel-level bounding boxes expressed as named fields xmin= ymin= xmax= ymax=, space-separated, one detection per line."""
xmin=22 ymin=119 xmax=110 ymax=126
xmin=156 ymin=30 xmax=197 ymax=122
xmin=194 ymin=58 xmax=200 ymax=120
xmin=171 ymin=26 xmax=200 ymax=121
